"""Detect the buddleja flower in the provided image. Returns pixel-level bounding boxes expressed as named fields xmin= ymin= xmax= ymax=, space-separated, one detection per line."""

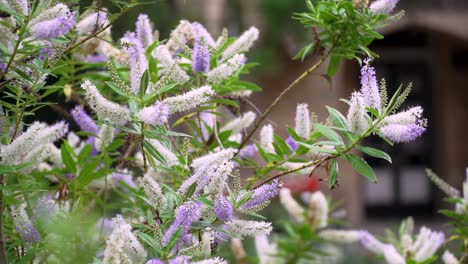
xmin=103 ymin=215 xmax=147 ymax=264
xmin=192 ymin=258 xmax=227 ymax=264
xmin=360 ymin=226 xmax=445 ymax=264
xmin=1 ymin=121 xmax=68 ymax=165
xmin=33 ymin=195 xmax=58 ymax=222
xmin=380 ymin=123 xmax=425 ymax=143
xmin=136 ymin=14 xmax=154 ymax=48
xmin=207 ymin=54 xmax=246 ymax=84
xmin=285 ymin=136 xmax=299 ymax=152
xmin=347 ymin=92 xmax=369 ymax=135
xmin=225 ymin=220 xmax=272 ymax=238
xmin=76 ymin=10 xmax=108 ymax=35
xmin=222 ymin=26 xmax=259 ymax=59
xmin=255 ymin=235 xmax=278 ymax=264
xmin=192 ymin=22 xmax=216 ymax=47
xmin=10 ymin=204 xmax=41 ymax=243
xmin=81 ymin=80 xmax=130 ymax=125
xmin=360 ymin=58 xmax=381 ymax=110
xmin=279 ymin=188 xmax=305 ymax=222
xmin=360 ymin=232 xmax=405 ymax=264
xmin=214 ymin=195 xmax=233 ymax=221
xmin=121 ymin=32 xmax=148 ymax=95
xmin=308 ymin=191 xmax=328 ymax=228
xmin=166 ymin=20 xmax=194 ymax=51
xmin=191 ymin=148 xmax=237 ymax=169
xmin=260 ymin=124 xmax=275 ymax=153
xmin=3 ymin=0 xmax=29 ymax=16
xmin=411 ymin=227 xmax=445 ymax=262
xmin=238 ymin=144 xmax=258 ymax=159
xmin=379 ymin=106 xmax=426 ymax=143
xmin=147 ymin=139 xmax=179 ymax=166
xmin=139 ymin=172 xmax=167 ymax=209
xmin=220 ymin=111 xmax=256 ymax=134
xmin=162 ymin=201 xmax=202 ymax=247
xmin=192 ymin=35 xmax=210 ymax=74
xmin=163 ymin=86 xmax=215 ymax=114
xmin=442 ymin=251 xmax=459 ymax=264
xmin=319 ymin=230 xmax=366 ymax=243
xmin=30 ymin=4 xmax=75 ymax=40
xmin=203 ymin=161 xmax=235 ymax=194
xmin=71 ymin=105 xmax=99 ymax=134
xmin=240 ymin=180 xmax=282 ymax=210
xmin=139 ymin=101 xmax=170 ymax=126
xmin=152 ymin=45 xmax=186 ymax=72
xmin=369 ymin=0 xmax=400 ymax=14
xmin=179 ymin=148 xmax=236 ymax=195
xmin=295 ymin=103 xmax=311 ymax=139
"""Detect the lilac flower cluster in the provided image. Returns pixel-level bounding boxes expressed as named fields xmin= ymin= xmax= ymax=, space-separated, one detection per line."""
xmin=240 ymin=180 xmax=282 ymax=210
xmin=162 ymin=201 xmax=203 ymax=247
xmin=31 ymin=10 xmax=75 ymax=40
xmin=71 ymin=105 xmax=99 ymax=134
xmin=214 ymin=195 xmax=233 ymax=221
xmin=140 ymin=101 xmax=170 ymax=126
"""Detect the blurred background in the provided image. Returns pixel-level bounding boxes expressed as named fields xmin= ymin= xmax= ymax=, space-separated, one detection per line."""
xmin=84 ymin=0 xmax=468 ymax=234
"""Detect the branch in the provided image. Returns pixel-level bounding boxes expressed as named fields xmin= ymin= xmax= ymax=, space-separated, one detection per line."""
xmin=236 ymin=51 xmax=332 ymax=154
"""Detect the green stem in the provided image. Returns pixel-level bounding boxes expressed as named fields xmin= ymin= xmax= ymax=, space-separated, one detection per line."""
xmin=251 ymin=115 xmax=386 ymax=189
xmin=0 ymin=174 xmax=7 ymax=264
xmin=236 ymin=51 xmax=332 ymax=154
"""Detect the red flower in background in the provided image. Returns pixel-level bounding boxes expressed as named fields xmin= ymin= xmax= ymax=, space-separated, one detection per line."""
xmin=283 ymin=175 xmax=319 ymax=194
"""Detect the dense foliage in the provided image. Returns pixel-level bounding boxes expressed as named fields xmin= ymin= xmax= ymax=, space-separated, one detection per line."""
xmin=0 ymin=0 xmax=466 ymax=263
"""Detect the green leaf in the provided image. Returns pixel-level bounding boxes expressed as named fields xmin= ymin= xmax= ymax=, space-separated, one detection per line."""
xmin=329 ymin=159 xmax=338 ymax=189
xmin=77 ymin=144 xmax=92 ymax=165
xmin=235 ymin=192 xmax=253 ymax=208
xmin=139 ymin=70 xmax=149 ymax=98
xmin=385 ymin=85 xmax=402 ymax=114
xmin=135 ymin=231 xmax=160 ymax=251
xmin=105 ymin=81 xmax=131 ymax=98
xmin=74 ymin=159 xmax=102 ymax=188
xmin=343 ymin=153 xmax=377 ymax=183
xmin=107 ymin=138 xmax=125 ymax=151
xmin=210 ymin=98 xmax=239 ymax=108
xmin=327 ymin=55 xmax=341 ymax=78
xmin=61 ymin=142 xmax=76 ymax=174
xmin=326 ymin=106 xmax=347 ymax=129
xmin=143 ymin=140 xmax=166 ymax=164
xmin=314 ymin=123 xmax=343 ymax=143
xmin=357 ymin=145 xmax=392 ymax=163
xmin=165 ymin=227 xmax=183 ymax=252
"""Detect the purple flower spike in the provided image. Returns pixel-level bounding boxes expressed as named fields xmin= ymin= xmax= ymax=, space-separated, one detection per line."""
xmin=112 ymin=172 xmax=137 ymax=191
xmin=136 ymin=14 xmax=154 ymax=48
xmin=85 ymin=137 xmax=99 ymax=156
xmin=140 ymin=101 xmax=170 ymax=126
xmin=240 ymin=179 xmax=282 ymax=209
xmin=380 ymin=123 xmax=426 ymax=143
xmin=168 ymin=256 xmax=190 ymax=264
xmin=238 ymin=144 xmax=258 ymax=159
xmin=146 ymin=260 xmax=164 ymax=264
xmin=33 ymin=195 xmax=56 ymax=222
xmin=122 ymin=32 xmax=148 ymax=94
xmin=192 ymin=35 xmax=210 ymax=74
xmin=162 ymin=201 xmax=202 ymax=247
xmin=214 ymin=195 xmax=233 ymax=221
xmin=71 ymin=106 xmax=99 ymax=135
xmin=17 ymin=224 xmax=41 ymax=243
xmin=360 ymin=58 xmax=381 ymax=110
xmin=285 ymin=136 xmax=299 ymax=152
xmin=31 ymin=11 xmax=75 ymax=40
